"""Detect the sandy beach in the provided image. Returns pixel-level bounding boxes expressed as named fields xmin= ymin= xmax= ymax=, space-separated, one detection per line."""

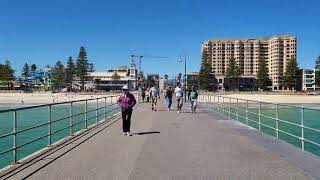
xmin=1 ymin=92 xmax=320 ymax=105
xmin=0 ymin=92 xmax=120 ymax=105
xmin=215 ymin=94 xmax=320 ymax=104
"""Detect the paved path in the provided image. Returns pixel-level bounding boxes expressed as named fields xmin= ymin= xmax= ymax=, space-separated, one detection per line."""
xmin=2 ymin=101 xmax=319 ymax=180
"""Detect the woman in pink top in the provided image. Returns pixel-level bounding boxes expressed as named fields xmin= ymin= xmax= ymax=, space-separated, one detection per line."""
xmin=117 ymin=85 xmax=136 ymax=136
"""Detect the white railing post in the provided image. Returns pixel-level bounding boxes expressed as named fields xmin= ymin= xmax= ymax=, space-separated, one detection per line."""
xmin=246 ymin=100 xmax=249 ymax=125
xmin=13 ymin=110 xmax=17 ymax=164
xmin=301 ymin=107 xmax=305 ymax=151
xmin=48 ymin=105 xmax=52 ymax=146
xmin=276 ymin=104 xmax=279 ymax=139
xmin=236 ymin=99 xmax=239 ymax=121
xmin=85 ymin=100 xmax=88 ymax=129
xmin=223 ymin=97 xmax=225 ymax=114
xmin=229 ymin=98 xmax=231 ymax=118
xmin=104 ymin=97 xmax=107 ymax=119
xmin=259 ymin=102 xmax=261 ymax=131
xmin=70 ymin=102 xmax=73 ymax=135
xmin=96 ymin=99 xmax=98 ymax=123
xmin=217 ymin=96 xmax=220 ymax=112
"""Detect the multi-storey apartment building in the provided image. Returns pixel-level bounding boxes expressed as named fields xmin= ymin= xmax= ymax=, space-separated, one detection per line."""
xmin=202 ymin=35 xmax=296 ymax=90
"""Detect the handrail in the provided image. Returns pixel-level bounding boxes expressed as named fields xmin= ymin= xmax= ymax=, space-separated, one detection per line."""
xmin=207 ymin=94 xmax=320 ymax=111
xmin=199 ymin=94 xmax=320 ymax=157
xmin=0 ymin=94 xmax=121 ymax=113
xmin=0 ymin=92 xmax=140 ymax=169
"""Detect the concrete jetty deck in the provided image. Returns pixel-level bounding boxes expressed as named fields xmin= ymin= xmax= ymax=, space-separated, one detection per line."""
xmin=1 ymin=102 xmax=320 ymax=180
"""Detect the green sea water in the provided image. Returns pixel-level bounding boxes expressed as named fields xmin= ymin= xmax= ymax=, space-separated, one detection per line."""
xmin=212 ymin=101 xmax=320 ymax=158
xmin=0 ymin=101 xmax=120 ymax=169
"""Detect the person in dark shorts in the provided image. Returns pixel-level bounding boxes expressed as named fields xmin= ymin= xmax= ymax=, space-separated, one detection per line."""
xmin=165 ymin=86 xmax=173 ymax=111
xmin=190 ymin=86 xmax=198 ymax=113
xmin=140 ymin=85 xmax=146 ymax=102
xmin=174 ymin=83 xmax=184 ymax=113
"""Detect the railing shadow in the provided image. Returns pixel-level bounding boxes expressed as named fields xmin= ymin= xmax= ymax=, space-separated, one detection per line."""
xmin=131 ymin=131 xmax=160 ymax=136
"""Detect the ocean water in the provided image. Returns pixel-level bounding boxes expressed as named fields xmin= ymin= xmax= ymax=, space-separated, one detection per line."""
xmin=213 ymin=101 xmax=320 ymax=158
xmin=0 ymin=101 xmax=120 ymax=169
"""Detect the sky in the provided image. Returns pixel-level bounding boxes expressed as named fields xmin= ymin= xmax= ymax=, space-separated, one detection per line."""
xmin=0 ymin=0 xmax=319 ymax=78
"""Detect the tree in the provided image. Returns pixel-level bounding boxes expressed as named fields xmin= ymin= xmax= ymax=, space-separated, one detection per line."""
xmin=296 ymin=69 xmax=303 ymax=91
xmin=31 ymin=64 xmax=37 ymax=72
xmin=198 ymin=50 xmax=218 ymax=91
xmin=284 ymin=58 xmax=300 ymax=91
xmin=111 ymin=71 xmax=121 ymax=80
xmin=154 ymin=74 xmax=160 ymax=87
xmin=0 ymin=64 xmax=7 ymax=88
xmin=164 ymin=74 xmax=169 ymax=80
xmin=3 ymin=60 xmax=15 ymax=89
xmin=52 ymin=61 xmax=65 ymax=90
xmin=21 ymin=63 xmax=29 ymax=80
xmin=315 ymin=70 xmax=320 ymax=88
xmin=315 ymin=55 xmax=320 ymax=70
xmin=138 ymin=71 xmax=145 ymax=85
xmin=146 ymin=74 xmax=156 ymax=87
xmin=76 ymin=46 xmax=89 ymax=91
xmin=88 ymin=63 xmax=95 ymax=72
xmin=256 ymin=59 xmax=271 ymax=91
xmin=65 ymin=56 xmax=75 ymax=90
xmin=225 ymin=57 xmax=240 ymax=91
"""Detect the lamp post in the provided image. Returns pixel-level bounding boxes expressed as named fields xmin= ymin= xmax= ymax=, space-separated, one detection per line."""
xmin=178 ymin=54 xmax=187 ymax=103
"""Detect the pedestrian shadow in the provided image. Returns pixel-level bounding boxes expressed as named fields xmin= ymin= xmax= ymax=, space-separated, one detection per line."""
xmin=131 ymin=131 xmax=160 ymax=136
xmin=156 ymin=109 xmax=167 ymax=111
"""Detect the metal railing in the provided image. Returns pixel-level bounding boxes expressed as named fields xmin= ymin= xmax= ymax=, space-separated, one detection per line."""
xmin=0 ymin=93 xmax=139 ymax=168
xmin=198 ymin=94 xmax=320 ymax=157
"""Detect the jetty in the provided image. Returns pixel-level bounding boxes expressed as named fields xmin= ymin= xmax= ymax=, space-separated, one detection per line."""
xmin=1 ymin=96 xmax=320 ymax=180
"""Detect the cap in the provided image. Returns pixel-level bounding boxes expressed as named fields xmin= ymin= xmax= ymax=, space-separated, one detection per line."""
xmin=122 ymin=85 xmax=128 ymax=90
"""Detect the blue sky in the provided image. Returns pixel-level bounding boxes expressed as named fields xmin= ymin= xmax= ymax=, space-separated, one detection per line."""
xmin=0 ymin=0 xmax=319 ymax=78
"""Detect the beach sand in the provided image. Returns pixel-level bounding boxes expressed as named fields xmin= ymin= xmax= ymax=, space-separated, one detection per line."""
xmin=0 ymin=92 xmax=120 ymax=105
xmin=1 ymin=92 xmax=319 ymax=105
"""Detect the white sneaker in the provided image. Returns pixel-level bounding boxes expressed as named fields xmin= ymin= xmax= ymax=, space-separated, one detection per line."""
xmin=126 ymin=132 xmax=131 ymax=136
xmin=122 ymin=133 xmax=126 ymax=136
xmin=177 ymin=111 xmax=180 ymax=113
xmin=168 ymin=108 xmax=170 ymax=111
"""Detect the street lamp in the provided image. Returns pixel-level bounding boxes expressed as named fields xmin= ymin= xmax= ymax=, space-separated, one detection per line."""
xmin=178 ymin=53 xmax=187 ymax=103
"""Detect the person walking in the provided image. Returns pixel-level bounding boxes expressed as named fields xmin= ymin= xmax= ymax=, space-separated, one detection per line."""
xmin=149 ymin=85 xmax=160 ymax=111
xmin=190 ymin=86 xmax=199 ymax=113
xmin=174 ymin=83 xmax=184 ymax=113
xmin=165 ymin=86 xmax=173 ymax=111
xmin=140 ymin=85 xmax=146 ymax=102
xmin=117 ymin=85 xmax=137 ymax=136
xmin=145 ymin=87 xmax=150 ymax=102
xmin=187 ymin=86 xmax=191 ymax=102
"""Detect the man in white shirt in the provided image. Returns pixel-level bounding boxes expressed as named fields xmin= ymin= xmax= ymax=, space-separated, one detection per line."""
xmin=149 ymin=85 xmax=160 ymax=111
xmin=174 ymin=83 xmax=183 ymax=113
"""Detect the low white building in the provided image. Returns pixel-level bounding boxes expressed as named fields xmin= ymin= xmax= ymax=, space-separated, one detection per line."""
xmin=88 ymin=64 xmax=138 ymax=91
